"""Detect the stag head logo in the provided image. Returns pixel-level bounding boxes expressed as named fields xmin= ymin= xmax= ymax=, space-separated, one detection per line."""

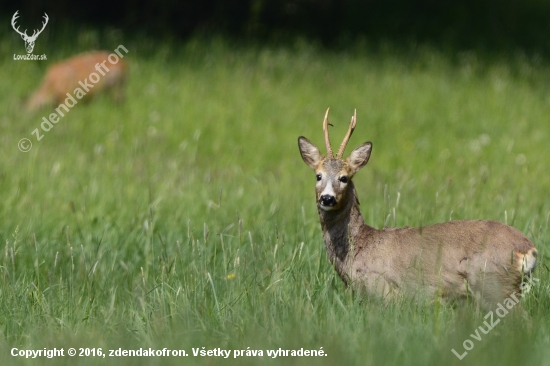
xmin=12 ymin=11 xmax=49 ymax=54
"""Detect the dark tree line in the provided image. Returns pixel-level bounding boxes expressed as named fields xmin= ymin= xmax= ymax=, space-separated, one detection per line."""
xmin=3 ymin=0 xmax=550 ymax=53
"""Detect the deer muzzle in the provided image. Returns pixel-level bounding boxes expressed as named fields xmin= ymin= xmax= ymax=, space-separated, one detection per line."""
xmin=319 ymin=194 xmax=337 ymax=208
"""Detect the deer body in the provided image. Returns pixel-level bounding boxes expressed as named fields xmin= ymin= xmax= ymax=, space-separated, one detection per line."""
xmin=27 ymin=51 xmax=127 ymax=112
xmin=299 ymin=109 xmax=537 ymax=307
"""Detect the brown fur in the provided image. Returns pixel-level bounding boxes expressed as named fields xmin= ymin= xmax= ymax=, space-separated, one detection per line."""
xmin=299 ymin=113 xmax=537 ymax=308
xmin=26 ymin=51 xmax=127 ymax=112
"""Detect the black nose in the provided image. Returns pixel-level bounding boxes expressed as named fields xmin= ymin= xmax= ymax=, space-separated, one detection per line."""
xmin=320 ymin=195 xmax=336 ymax=207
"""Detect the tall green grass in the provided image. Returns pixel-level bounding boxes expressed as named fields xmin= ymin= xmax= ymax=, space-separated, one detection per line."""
xmin=1 ymin=33 xmax=549 ymax=365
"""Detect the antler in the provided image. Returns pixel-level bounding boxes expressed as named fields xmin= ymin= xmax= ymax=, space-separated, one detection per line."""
xmin=30 ymin=13 xmax=49 ymax=39
xmin=11 ymin=12 xmax=48 ymax=40
xmin=323 ymin=108 xmax=334 ymax=158
xmin=11 ymin=11 xmax=28 ymax=38
xmin=336 ymin=109 xmax=357 ymax=158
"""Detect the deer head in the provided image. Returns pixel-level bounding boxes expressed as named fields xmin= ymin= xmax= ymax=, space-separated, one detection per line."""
xmin=12 ymin=11 xmax=49 ymax=54
xmin=298 ymin=108 xmax=372 ymax=211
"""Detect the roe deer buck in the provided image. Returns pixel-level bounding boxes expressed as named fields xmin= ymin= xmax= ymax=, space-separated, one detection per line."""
xmin=298 ymin=108 xmax=538 ymax=308
xmin=26 ymin=51 xmax=127 ymax=112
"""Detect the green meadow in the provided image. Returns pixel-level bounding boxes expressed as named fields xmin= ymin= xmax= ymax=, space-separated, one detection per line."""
xmin=1 ymin=33 xmax=550 ymax=365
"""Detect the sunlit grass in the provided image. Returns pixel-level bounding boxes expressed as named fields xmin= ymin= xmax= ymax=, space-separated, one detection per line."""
xmin=0 ymin=34 xmax=549 ymax=365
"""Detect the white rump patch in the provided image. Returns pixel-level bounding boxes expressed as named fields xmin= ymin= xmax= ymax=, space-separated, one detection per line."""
xmin=519 ymin=248 xmax=537 ymax=274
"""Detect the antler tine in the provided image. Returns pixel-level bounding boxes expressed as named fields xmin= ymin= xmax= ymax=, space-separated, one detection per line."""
xmin=323 ymin=108 xmax=334 ymax=158
xmin=11 ymin=11 xmax=19 ymax=26
xmin=11 ymin=11 xmax=27 ymax=37
xmin=33 ymin=13 xmax=49 ymax=38
xmin=40 ymin=13 xmax=49 ymax=30
xmin=337 ymin=109 xmax=357 ymax=158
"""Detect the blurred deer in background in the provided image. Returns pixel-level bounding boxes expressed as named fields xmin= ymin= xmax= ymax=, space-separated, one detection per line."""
xmin=298 ymin=108 xmax=537 ymax=308
xmin=26 ymin=51 xmax=127 ymax=112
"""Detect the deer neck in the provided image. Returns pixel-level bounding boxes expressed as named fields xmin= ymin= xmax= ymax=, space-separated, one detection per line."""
xmin=317 ymin=181 xmax=375 ymax=282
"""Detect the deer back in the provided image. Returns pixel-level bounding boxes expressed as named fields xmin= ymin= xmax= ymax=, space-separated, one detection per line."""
xmin=27 ymin=51 xmax=127 ymax=111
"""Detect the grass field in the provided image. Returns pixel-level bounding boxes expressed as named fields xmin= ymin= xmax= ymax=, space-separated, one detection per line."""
xmin=1 ymin=32 xmax=550 ymax=365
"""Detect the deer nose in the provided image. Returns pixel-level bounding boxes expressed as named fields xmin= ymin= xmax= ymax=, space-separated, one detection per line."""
xmin=320 ymin=194 xmax=336 ymax=207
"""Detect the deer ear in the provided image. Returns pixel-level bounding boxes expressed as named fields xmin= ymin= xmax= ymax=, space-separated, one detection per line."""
xmin=298 ymin=136 xmax=323 ymax=170
xmin=346 ymin=142 xmax=372 ymax=174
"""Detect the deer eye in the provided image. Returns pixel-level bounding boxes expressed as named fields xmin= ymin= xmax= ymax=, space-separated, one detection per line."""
xmin=339 ymin=176 xmax=348 ymax=183
xmin=316 ymin=174 xmax=322 ymax=181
